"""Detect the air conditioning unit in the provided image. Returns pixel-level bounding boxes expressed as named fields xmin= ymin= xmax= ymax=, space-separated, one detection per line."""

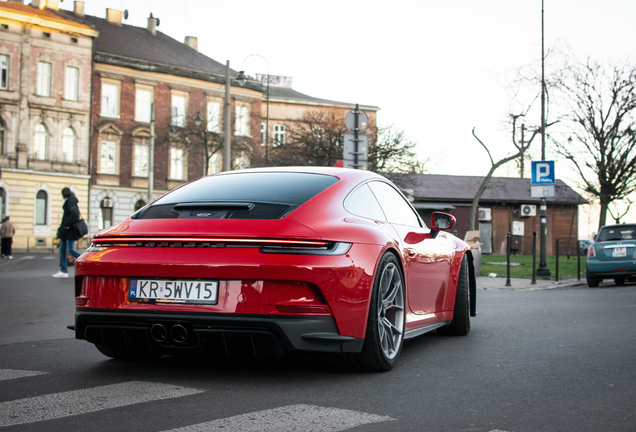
xmin=520 ymin=204 xmax=537 ymax=217
xmin=478 ymin=208 xmax=491 ymax=221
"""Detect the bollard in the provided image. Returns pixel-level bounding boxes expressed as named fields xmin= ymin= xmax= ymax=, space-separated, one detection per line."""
xmin=556 ymin=239 xmax=560 ymax=282
xmin=577 ymin=238 xmax=581 ymax=280
xmin=531 ymin=232 xmax=537 ymax=284
xmin=506 ymin=231 xmax=511 ymax=287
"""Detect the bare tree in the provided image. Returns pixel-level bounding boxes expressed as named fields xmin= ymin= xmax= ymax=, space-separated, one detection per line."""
xmin=608 ymin=197 xmax=633 ymax=224
xmin=552 ymin=58 xmax=636 ymax=228
xmin=270 ymin=110 xmax=429 ymax=176
xmin=367 ymin=125 xmax=429 ymax=174
xmin=167 ymin=116 xmax=257 ymax=176
xmin=270 ymin=110 xmax=347 ymax=167
xmin=468 ymin=127 xmax=536 ymax=231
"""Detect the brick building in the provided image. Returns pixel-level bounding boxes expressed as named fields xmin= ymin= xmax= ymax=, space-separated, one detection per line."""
xmin=58 ymin=7 xmax=263 ymax=234
xmin=0 ymin=0 xmax=97 ymax=251
xmin=392 ymin=174 xmax=587 ymax=256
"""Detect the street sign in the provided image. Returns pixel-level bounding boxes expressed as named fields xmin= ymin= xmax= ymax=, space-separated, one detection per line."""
xmin=343 ymin=134 xmax=368 ymax=170
xmin=531 ymin=161 xmax=555 ymax=185
xmin=344 ymin=109 xmax=368 ymax=132
xmin=531 ymin=185 xmax=555 ymax=198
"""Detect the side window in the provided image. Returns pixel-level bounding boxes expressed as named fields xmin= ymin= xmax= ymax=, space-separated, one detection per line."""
xmin=344 ymin=183 xmax=386 ymax=221
xmin=1 ymin=54 xmax=9 ymax=90
xmin=34 ymin=123 xmax=48 ymax=160
xmin=368 ymin=181 xmax=421 ymax=227
xmin=62 ymin=127 xmax=75 ymax=162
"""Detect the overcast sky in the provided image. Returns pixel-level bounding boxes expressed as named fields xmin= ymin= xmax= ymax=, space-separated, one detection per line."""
xmin=54 ymin=0 xmax=636 ymax=232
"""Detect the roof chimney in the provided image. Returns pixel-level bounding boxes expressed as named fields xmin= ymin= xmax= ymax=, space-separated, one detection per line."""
xmin=147 ymin=13 xmax=158 ymax=36
xmin=31 ymin=0 xmax=58 ymax=10
xmin=74 ymin=1 xmax=85 ymax=18
xmin=106 ymin=8 xmax=123 ymax=26
xmin=184 ymin=36 xmax=198 ymax=51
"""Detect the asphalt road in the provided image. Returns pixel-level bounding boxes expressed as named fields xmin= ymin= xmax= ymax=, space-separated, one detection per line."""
xmin=1 ymin=253 xmax=635 ymax=432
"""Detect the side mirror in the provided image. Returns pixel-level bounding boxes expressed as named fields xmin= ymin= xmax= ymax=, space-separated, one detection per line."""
xmin=431 ymin=212 xmax=456 ymax=232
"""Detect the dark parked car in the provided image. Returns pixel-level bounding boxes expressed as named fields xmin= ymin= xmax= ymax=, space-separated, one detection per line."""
xmin=579 ymin=239 xmax=593 ymax=256
xmin=586 ymin=224 xmax=636 ymax=287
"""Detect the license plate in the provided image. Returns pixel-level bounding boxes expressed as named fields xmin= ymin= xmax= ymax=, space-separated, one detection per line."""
xmin=612 ymin=247 xmax=627 ymax=258
xmin=129 ymin=279 xmax=218 ymax=304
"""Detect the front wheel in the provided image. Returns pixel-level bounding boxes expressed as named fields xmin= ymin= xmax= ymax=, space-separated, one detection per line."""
xmin=348 ymin=253 xmax=406 ymax=372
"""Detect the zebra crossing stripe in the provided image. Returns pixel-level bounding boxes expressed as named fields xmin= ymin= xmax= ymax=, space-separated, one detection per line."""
xmin=0 ymin=381 xmax=204 ymax=427
xmin=163 ymin=404 xmax=394 ymax=432
xmin=0 ymin=369 xmax=48 ymax=381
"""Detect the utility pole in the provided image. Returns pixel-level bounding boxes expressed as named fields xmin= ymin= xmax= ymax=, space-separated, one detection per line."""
xmin=223 ymin=60 xmax=231 ymax=172
xmin=536 ymin=0 xmax=551 ymax=277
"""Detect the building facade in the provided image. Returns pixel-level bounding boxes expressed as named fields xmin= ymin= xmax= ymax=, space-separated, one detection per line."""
xmin=59 ymin=8 xmax=264 ymax=235
xmin=0 ymin=0 xmax=96 ymax=251
xmin=252 ymin=74 xmax=378 ymax=160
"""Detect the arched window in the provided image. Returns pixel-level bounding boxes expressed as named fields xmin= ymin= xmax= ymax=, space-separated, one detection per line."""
xmin=62 ymin=127 xmax=75 ymax=162
xmin=34 ymin=124 xmax=48 ymax=160
xmin=134 ymin=199 xmax=146 ymax=211
xmin=35 ymin=190 xmax=48 ymax=225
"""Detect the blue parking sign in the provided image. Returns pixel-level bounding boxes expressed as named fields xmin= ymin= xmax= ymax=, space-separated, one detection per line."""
xmin=531 ymin=161 xmax=555 ymax=185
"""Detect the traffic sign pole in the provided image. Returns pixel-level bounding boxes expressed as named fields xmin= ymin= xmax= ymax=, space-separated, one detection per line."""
xmin=343 ymin=105 xmax=369 ymax=169
xmin=536 ymin=197 xmax=551 ymax=276
xmin=531 ymin=161 xmax=553 ymax=277
xmin=354 ymin=104 xmax=359 ymax=168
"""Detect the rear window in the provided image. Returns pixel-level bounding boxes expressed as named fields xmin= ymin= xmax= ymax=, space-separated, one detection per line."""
xmin=134 ymin=172 xmax=338 ymax=220
xmin=596 ymin=225 xmax=636 ymax=242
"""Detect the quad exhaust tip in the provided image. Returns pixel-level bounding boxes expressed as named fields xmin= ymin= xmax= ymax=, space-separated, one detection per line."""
xmin=170 ymin=324 xmax=188 ymax=343
xmin=150 ymin=323 xmax=167 ymax=342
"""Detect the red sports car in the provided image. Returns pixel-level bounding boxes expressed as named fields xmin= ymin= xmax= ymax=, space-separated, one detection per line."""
xmin=74 ymin=167 xmax=476 ymax=371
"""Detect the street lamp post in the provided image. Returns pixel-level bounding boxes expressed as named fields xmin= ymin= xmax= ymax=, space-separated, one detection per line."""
xmin=223 ymin=60 xmax=231 ymax=171
xmin=236 ymin=54 xmax=269 ymax=166
xmin=147 ymin=103 xmax=155 ymax=203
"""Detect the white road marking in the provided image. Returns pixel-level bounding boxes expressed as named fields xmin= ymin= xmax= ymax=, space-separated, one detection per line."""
xmin=0 ymin=369 xmax=49 ymax=381
xmin=0 ymin=381 xmax=204 ymax=427
xmin=43 ymin=256 xmax=55 ymax=260
xmin=163 ymin=404 xmax=394 ymax=432
xmin=22 ymin=256 xmax=34 ymax=259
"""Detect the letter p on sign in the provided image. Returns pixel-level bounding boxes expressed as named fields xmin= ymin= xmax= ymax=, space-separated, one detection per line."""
xmin=531 ymin=161 xmax=555 ymax=185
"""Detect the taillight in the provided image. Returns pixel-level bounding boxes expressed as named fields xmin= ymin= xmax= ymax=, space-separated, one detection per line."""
xmin=588 ymin=246 xmax=596 ymax=257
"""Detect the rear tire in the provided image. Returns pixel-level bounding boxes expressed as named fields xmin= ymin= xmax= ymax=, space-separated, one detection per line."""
xmin=614 ymin=277 xmax=626 ymax=286
xmin=586 ymin=271 xmax=600 ymax=288
xmin=343 ymin=253 xmax=405 ymax=372
xmin=438 ymin=257 xmax=470 ymax=336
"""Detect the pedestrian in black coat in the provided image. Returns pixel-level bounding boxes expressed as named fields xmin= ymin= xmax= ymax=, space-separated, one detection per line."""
xmin=53 ymin=187 xmax=82 ymax=278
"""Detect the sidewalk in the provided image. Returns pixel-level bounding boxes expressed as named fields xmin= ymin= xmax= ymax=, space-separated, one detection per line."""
xmin=477 ymin=275 xmax=588 ymax=291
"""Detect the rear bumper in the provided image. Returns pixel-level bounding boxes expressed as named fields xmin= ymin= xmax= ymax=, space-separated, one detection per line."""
xmin=587 ymin=259 xmax=636 ymax=277
xmin=75 ymin=309 xmax=364 ymax=357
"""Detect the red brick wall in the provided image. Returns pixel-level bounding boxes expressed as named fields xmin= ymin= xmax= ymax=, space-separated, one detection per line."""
xmin=90 ymin=69 xmax=262 ymax=189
